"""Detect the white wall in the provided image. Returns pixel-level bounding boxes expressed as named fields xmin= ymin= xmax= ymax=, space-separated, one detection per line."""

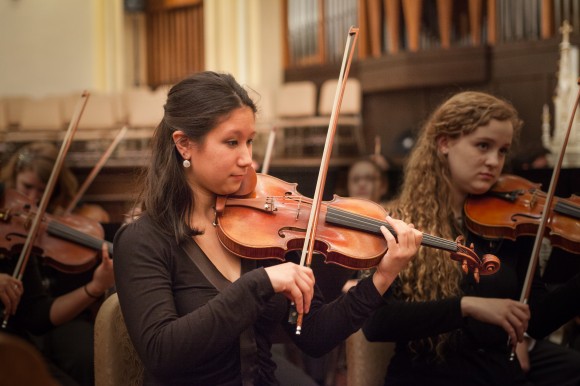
xmin=204 ymin=0 xmax=283 ymax=90
xmin=0 ymin=0 xmax=97 ymax=97
xmin=0 ymin=0 xmax=282 ymax=98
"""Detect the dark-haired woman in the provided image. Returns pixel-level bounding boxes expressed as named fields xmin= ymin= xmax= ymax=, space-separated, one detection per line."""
xmin=113 ymin=71 xmax=422 ymax=385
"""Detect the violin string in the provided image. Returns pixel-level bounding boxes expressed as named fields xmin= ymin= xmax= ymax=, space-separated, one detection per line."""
xmin=325 ymin=206 xmax=457 ymax=251
xmin=554 ymin=200 xmax=580 ymax=219
xmin=264 ymin=193 xmax=494 ymax=272
xmin=489 ymin=186 xmax=579 ymax=223
xmin=529 ymin=189 xmax=580 ymax=218
xmin=279 ymin=195 xmax=458 ymax=251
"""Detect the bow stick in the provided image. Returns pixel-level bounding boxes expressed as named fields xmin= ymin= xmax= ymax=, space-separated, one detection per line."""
xmin=2 ymin=91 xmax=90 ymax=328
xmin=374 ymin=135 xmax=381 ymax=157
xmin=509 ymin=79 xmax=580 ymax=358
xmin=63 ymin=125 xmax=128 ymax=215
xmin=260 ymin=126 xmax=277 ymax=176
xmin=293 ymin=27 xmax=359 ymax=335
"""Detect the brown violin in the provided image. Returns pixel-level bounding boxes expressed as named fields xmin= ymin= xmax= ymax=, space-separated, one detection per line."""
xmin=215 ymin=172 xmax=500 ymax=281
xmin=0 ymin=188 xmax=112 ymax=273
xmin=464 ymin=174 xmax=580 ymax=254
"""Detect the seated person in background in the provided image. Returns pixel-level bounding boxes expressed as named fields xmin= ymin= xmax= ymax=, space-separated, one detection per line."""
xmin=513 ymin=146 xmax=551 ymax=171
xmin=1 ymin=142 xmax=115 ymax=386
xmin=1 ymin=141 xmax=110 ymax=222
xmin=347 ymin=155 xmax=390 ymax=206
xmin=0 ymin=183 xmax=114 ymax=386
xmin=342 ymin=155 xmax=391 ymax=294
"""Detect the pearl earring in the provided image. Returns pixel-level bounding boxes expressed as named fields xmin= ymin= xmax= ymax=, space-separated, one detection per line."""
xmin=183 ymin=159 xmax=191 ymax=168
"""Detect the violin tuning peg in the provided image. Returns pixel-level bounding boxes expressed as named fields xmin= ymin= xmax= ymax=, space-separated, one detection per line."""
xmin=473 ymin=268 xmax=480 ymax=283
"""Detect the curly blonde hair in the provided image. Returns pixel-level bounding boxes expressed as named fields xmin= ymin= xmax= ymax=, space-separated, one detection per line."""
xmin=1 ymin=142 xmax=78 ymax=214
xmin=393 ymin=91 xmax=522 ymax=357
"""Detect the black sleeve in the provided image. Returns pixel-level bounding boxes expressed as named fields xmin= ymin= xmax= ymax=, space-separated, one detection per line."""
xmin=286 ymin=274 xmax=388 ymax=357
xmin=363 ymin=282 xmax=464 ymax=342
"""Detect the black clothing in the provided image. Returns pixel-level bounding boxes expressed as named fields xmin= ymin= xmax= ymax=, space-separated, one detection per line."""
xmin=363 ymin=233 xmax=580 ymax=386
xmin=1 ymin=252 xmax=84 ymax=385
xmin=526 ymin=339 xmax=580 ymax=386
xmin=0 ymin=186 xmax=94 ymax=386
xmin=114 ymin=213 xmax=386 ymax=386
xmin=1 ymin=253 xmax=55 ymax=339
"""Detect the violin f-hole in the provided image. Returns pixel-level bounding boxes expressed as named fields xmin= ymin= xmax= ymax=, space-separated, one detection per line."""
xmin=278 ymin=226 xmax=307 ymax=238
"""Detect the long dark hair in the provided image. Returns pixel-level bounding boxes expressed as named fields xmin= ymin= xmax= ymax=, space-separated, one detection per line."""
xmin=139 ymin=71 xmax=257 ymax=243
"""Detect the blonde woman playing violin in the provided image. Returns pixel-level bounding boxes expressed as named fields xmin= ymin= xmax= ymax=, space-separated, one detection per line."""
xmin=363 ymin=91 xmax=580 ymax=386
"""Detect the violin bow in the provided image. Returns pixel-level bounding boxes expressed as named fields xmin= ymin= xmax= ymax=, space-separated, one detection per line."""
xmin=294 ymin=27 xmax=359 ymax=334
xmin=2 ymin=91 xmax=90 ymax=329
xmin=374 ymin=135 xmax=381 ymax=157
xmin=63 ymin=125 xmax=128 ymax=215
xmin=260 ymin=126 xmax=277 ymax=176
xmin=372 ymin=135 xmax=383 ymax=200
xmin=509 ymin=78 xmax=580 ymax=358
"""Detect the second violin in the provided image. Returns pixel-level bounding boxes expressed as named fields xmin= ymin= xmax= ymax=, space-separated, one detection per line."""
xmin=0 ymin=188 xmax=112 ymax=273
xmin=464 ymin=174 xmax=580 ymax=254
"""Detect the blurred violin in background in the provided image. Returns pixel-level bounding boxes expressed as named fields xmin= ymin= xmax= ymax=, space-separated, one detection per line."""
xmin=464 ymin=174 xmax=580 ymax=254
xmin=0 ymin=188 xmax=112 ymax=273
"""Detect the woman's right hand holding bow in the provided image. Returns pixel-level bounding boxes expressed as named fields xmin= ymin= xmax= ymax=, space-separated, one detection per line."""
xmin=461 ymin=296 xmax=530 ymax=345
xmin=265 ymin=263 xmax=315 ymax=315
xmin=0 ymin=274 xmax=23 ymax=317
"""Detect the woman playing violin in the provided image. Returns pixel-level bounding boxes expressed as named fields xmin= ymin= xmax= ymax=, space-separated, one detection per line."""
xmin=363 ymin=91 xmax=580 ymax=385
xmin=1 ymin=142 xmax=110 ymax=222
xmin=113 ymin=71 xmax=422 ymax=386
xmin=0 ymin=142 xmax=114 ymax=386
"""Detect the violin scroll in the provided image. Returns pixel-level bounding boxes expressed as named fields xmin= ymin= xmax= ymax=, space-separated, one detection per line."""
xmin=452 ymin=237 xmax=500 ymax=283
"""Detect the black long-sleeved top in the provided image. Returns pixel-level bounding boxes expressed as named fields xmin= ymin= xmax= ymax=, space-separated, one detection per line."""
xmin=114 ymin=213 xmax=386 ymax=386
xmin=363 ymin=232 xmax=580 ymax=386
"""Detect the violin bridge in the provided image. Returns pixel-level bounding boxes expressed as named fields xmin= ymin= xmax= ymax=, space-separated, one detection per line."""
xmin=264 ymin=197 xmax=276 ymax=212
xmin=294 ymin=196 xmax=302 ymax=220
xmin=530 ymin=192 xmax=537 ymax=208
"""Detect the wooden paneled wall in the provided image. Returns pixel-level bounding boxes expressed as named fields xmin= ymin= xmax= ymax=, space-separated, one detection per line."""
xmin=146 ymin=3 xmax=204 ymax=87
xmin=285 ymin=36 xmax=574 ymax=168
